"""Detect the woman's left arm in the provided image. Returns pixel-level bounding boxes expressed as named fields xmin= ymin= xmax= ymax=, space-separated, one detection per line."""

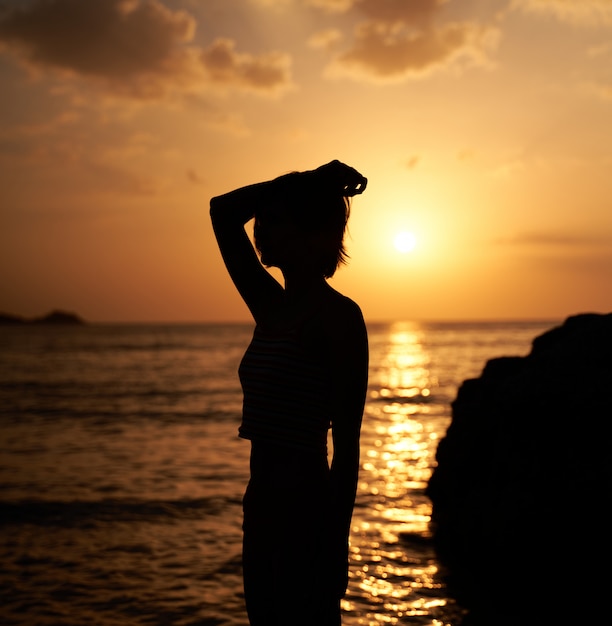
xmin=327 ymin=299 xmax=369 ymax=597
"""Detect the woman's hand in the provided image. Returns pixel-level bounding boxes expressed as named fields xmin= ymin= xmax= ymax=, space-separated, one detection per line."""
xmin=312 ymin=160 xmax=368 ymax=197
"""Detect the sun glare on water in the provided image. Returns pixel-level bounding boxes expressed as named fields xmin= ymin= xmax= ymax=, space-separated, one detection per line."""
xmin=394 ymin=231 xmax=417 ymax=253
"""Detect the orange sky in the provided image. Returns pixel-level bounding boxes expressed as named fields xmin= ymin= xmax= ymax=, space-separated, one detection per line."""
xmin=1 ymin=0 xmax=611 ymax=322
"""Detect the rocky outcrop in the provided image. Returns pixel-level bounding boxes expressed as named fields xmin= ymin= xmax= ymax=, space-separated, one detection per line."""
xmin=0 ymin=310 xmax=85 ymax=324
xmin=31 ymin=310 xmax=85 ymax=324
xmin=427 ymin=313 xmax=612 ymax=625
xmin=0 ymin=312 xmax=26 ymax=324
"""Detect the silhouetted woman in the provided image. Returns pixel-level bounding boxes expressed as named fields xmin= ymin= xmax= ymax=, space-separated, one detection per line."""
xmin=210 ymin=160 xmax=368 ymax=626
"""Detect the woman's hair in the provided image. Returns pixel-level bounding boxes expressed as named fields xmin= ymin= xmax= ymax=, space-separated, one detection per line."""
xmin=254 ymin=171 xmax=352 ymax=278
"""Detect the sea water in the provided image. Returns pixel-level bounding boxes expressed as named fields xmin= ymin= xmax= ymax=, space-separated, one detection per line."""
xmin=0 ymin=320 xmax=557 ymax=625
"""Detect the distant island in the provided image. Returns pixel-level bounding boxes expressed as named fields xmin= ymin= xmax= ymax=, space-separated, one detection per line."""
xmin=0 ymin=310 xmax=86 ymax=325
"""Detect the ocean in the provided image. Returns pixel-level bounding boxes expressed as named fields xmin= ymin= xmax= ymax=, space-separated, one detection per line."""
xmin=0 ymin=320 xmax=557 ymax=625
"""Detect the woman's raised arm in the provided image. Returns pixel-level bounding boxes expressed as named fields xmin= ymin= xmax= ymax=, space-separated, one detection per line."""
xmin=210 ymin=181 xmax=283 ymax=321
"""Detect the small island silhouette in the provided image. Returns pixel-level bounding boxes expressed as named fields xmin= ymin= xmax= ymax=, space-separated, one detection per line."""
xmin=0 ymin=310 xmax=86 ymax=325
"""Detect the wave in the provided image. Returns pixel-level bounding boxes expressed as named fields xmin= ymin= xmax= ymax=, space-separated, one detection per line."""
xmin=0 ymin=495 xmax=242 ymax=527
xmin=369 ymin=391 xmax=436 ymax=404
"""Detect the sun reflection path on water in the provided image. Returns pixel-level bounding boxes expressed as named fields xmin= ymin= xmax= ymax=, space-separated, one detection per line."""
xmin=343 ymin=323 xmax=463 ymax=625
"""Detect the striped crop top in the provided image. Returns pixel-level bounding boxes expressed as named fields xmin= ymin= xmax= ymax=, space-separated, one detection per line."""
xmin=238 ymin=324 xmax=332 ymax=452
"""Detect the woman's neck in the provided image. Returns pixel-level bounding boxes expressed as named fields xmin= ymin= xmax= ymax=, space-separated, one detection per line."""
xmin=282 ymin=270 xmax=327 ymax=298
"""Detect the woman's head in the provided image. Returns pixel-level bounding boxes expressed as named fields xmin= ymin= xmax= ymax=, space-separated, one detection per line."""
xmin=254 ymin=162 xmax=366 ymax=278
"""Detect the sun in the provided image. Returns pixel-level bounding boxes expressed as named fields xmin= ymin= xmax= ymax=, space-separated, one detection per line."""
xmin=394 ymin=231 xmax=417 ymax=253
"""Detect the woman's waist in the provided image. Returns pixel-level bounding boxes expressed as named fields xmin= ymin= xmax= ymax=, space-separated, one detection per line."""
xmin=249 ymin=440 xmax=330 ymax=482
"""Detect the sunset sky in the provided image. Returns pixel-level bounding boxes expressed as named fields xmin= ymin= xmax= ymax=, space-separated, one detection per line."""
xmin=2 ymin=0 xmax=612 ymax=322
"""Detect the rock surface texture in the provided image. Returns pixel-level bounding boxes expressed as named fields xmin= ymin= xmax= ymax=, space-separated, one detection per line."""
xmin=427 ymin=313 xmax=612 ymax=625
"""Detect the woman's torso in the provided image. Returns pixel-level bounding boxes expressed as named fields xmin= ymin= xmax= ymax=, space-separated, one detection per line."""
xmin=238 ymin=307 xmax=333 ymax=453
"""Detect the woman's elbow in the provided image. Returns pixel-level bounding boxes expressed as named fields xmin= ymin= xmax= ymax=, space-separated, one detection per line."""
xmin=209 ymin=196 xmax=227 ymax=225
xmin=209 ymin=196 xmax=220 ymax=217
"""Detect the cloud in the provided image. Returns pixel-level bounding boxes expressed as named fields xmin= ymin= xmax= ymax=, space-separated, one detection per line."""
xmin=0 ymin=0 xmax=195 ymax=77
xmin=0 ymin=0 xmax=293 ymax=98
xmin=587 ymin=41 xmax=612 ymax=57
xmin=496 ymin=230 xmax=612 ymax=248
xmin=457 ymin=149 xmax=475 ymax=162
xmin=186 ymin=169 xmax=204 ymax=185
xmin=405 ymin=155 xmax=421 ymax=169
xmin=314 ymin=0 xmax=499 ymax=82
xmin=309 ymin=0 xmax=450 ymax=23
xmin=250 ymin=0 xmax=294 ymax=8
xmin=584 ymin=81 xmax=612 ymax=101
xmin=0 ymin=112 xmax=164 ymax=194
xmin=512 ymin=0 xmax=612 ymax=25
xmin=80 ymin=157 xmax=160 ymax=195
xmin=327 ymin=20 xmax=499 ymax=82
xmin=308 ymin=28 xmax=344 ymax=51
xmin=200 ymin=38 xmax=293 ymax=96
xmin=306 ymin=0 xmax=354 ymax=13
xmin=357 ymin=0 xmax=447 ymax=27
xmin=204 ymin=110 xmax=251 ymax=137
xmin=491 ymin=157 xmax=526 ymax=179
xmin=544 ymin=253 xmax=612 ymax=278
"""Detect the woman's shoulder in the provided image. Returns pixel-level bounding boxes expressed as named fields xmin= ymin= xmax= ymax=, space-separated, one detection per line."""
xmin=295 ymin=288 xmax=366 ymax=365
xmin=317 ymin=288 xmax=366 ymax=338
xmin=323 ymin=287 xmax=363 ymax=316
